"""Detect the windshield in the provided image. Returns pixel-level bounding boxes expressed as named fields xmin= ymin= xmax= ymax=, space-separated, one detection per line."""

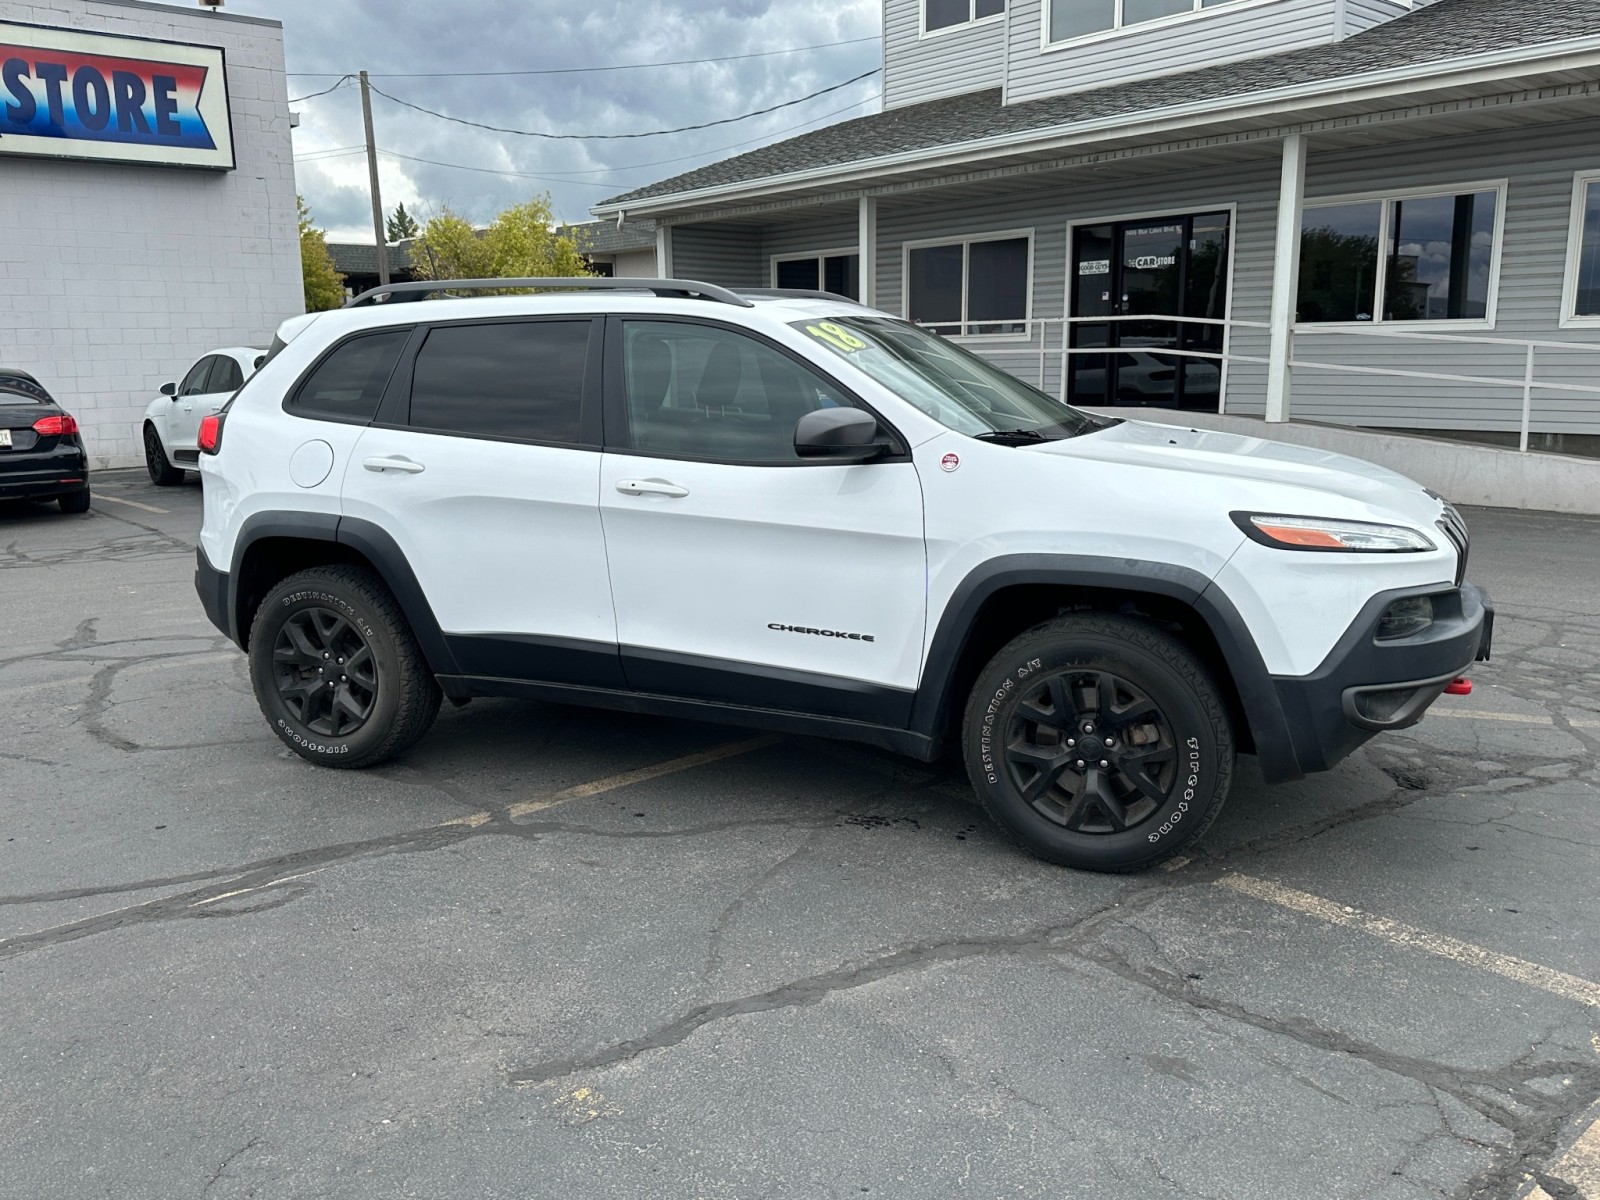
xmin=791 ymin=316 xmax=1111 ymax=441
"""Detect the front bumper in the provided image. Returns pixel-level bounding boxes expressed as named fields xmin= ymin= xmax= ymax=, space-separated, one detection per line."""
xmin=1271 ymin=581 xmax=1493 ymax=776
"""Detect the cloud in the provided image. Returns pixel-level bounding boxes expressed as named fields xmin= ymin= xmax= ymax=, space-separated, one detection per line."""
xmin=221 ymin=0 xmax=882 ymax=240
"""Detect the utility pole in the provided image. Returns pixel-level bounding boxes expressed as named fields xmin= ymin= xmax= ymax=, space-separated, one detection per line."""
xmin=359 ymin=70 xmax=391 ymax=286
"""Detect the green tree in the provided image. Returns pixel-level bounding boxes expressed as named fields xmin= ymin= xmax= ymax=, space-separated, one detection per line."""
xmin=385 ymin=202 xmax=420 ymax=244
xmin=411 ymin=194 xmax=592 ymax=286
xmin=298 ymin=196 xmax=345 ymax=313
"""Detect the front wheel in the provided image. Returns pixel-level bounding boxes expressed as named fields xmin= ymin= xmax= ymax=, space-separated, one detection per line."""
xmin=962 ymin=614 xmax=1234 ymax=872
xmin=248 ymin=565 xmax=441 ymax=768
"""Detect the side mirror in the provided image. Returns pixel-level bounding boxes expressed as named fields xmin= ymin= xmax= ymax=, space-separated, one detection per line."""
xmin=160 ymin=381 xmax=178 ymax=397
xmin=794 ymin=407 xmax=889 ymax=461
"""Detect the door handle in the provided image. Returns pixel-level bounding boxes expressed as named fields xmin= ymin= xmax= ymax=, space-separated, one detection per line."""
xmin=615 ymin=478 xmax=689 ymax=498
xmin=363 ymin=456 xmax=426 ymax=475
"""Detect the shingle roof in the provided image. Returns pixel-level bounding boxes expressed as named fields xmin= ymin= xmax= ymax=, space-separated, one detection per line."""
xmin=600 ymin=0 xmax=1600 ymax=207
xmin=328 ymin=241 xmax=414 ymax=275
xmin=562 ymin=219 xmax=659 ymax=254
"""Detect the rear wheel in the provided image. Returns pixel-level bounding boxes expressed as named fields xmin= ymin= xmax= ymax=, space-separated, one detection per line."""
xmin=58 ymin=488 xmax=91 ymax=514
xmin=144 ymin=425 xmax=184 ymax=486
xmin=962 ymin=614 xmax=1234 ymax=872
xmin=248 ymin=565 xmax=440 ymax=768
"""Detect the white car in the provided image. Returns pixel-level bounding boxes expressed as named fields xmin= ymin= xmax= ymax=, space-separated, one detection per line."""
xmin=142 ymin=346 xmax=263 ymax=485
xmin=193 ymin=278 xmax=1491 ymax=872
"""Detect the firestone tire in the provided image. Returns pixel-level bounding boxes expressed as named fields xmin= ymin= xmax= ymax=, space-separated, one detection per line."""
xmin=962 ymin=614 xmax=1234 ymax=872
xmin=248 ymin=565 xmax=441 ymax=769
xmin=58 ymin=488 xmax=91 ymax=514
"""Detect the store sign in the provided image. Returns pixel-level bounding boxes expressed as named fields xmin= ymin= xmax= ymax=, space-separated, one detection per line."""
xmin=0 ymin=21 xmax=233 ymax=169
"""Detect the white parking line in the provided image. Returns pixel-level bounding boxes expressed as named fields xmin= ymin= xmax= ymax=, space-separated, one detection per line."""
xmin=95 ymin=494 xmax=169 ymax=515
xmin=1218 ymin=874 xmax=1600 ymax=1009
xmin=1432 ymin=710 xmax=1600 ymax=730
xmin=438 ymin=734 xmax=784 ymax=828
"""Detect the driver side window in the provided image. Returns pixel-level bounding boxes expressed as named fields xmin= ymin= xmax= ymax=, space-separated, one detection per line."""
xmin=179 ymin=357 xmax=215 ymax=396
xmin=621 ymin=321 xmax=851 ymax=464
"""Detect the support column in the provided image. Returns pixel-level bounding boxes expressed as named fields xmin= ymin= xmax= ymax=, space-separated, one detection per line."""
xmin=656 ymin=223 xmax=673 ymax=279
xmin=1265 ymin=132 xmax=1307 ymax=424
xmin=858 ymin=195 xmax=878 ymax=308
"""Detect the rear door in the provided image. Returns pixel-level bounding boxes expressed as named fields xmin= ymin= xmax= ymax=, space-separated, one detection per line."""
xmin=597 ymin=317 xmax=927 ymax=724
xmin=341 ymin=317 xmax=622 ymax=687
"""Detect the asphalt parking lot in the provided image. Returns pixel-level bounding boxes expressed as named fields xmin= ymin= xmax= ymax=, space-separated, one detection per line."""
xmin=2 ymin=470 xmax=1597 ymax=1200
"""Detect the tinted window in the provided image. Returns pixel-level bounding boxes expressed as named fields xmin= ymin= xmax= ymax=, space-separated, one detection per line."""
xmin=292 ymin=329 xmax=410 ymax=421
xmin=206 ymin=356 xmax=244 ymax=394
xmin=622 ymin=321 xmax=855 ymax=464
xmin=179 ymin=357 xmax=214 ymax=396
xmin=409 ymin=321 xmax=589 ymax=443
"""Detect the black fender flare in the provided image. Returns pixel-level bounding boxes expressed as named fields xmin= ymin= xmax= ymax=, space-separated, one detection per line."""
xmin=909 ymin=555 xmax=1302 ymax=783
xmin=228 ymin=511 xmax=459 ymax=677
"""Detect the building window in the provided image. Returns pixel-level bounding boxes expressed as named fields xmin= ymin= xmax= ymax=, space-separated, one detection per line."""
xmin=1049 ymin=0 xmax=1247 ymax=44
xmin=925 ymin=0 xmax=1005 ymax=34
xmin=1564 ymin=173 xmax=1600 ymax=322
xmin=772 ymin=251 xmax=860 ymax=300
xmin=1298 ymin=187 xmax=1502 ymax=324
xmin=906 ymin=233 xmax=1031 ymax=337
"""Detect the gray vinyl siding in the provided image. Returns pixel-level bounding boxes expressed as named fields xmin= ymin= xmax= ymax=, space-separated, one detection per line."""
xmin=1004 ymin=0 xmax=1336 ymax=105
xmin=883 ymin=0 xmax=1006 ymax=110
xmin=1339 ymin=0 xmax=1410 ymax=38
xmin=664 ymin=117 xmax=1600 ymax=438
xmin=1226 ymin=118 xmax=1600 ymax=437
xmin=668 ymin=224 xmax=763 ymax=288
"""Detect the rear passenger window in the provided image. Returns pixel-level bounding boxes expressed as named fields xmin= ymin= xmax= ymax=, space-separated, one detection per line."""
xmin=408 ymin=321 xmax=590 ymax=444
xmin=207 ymin=356 xmax=244 ymax=394
xmin=291 ymin=330 xmax=410 ymax=422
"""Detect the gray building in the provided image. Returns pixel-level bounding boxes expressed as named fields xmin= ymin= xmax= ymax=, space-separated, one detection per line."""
xmin=594 ymin=0 xmax=1600 ymax=461
xmin=2 ymin=0 xmax=301 ymax=469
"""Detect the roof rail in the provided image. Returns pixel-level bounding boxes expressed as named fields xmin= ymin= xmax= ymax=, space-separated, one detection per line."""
xmin=343 ymin=277 xmax=755 ymax=309
xmin=735 ymin=288 xmax=863 ymax=304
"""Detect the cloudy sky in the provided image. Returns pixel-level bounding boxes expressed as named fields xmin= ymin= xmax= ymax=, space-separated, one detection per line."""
xmin=215 ymin=0 xmax=883 ymax=241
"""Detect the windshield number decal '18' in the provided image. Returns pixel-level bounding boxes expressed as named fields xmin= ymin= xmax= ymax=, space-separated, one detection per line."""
xmin=806 ymin=322 xmax=868 ymax=354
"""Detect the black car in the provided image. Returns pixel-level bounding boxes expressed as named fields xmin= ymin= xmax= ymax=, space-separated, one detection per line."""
xmin=0 ymin=369 xmax=91 ymax=513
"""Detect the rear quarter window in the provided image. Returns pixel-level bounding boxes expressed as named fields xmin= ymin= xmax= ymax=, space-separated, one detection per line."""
xmin=289 ymin=329 xmax=411 ymax=422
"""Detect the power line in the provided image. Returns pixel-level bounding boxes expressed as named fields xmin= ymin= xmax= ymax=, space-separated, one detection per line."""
xmin=287 ymin=75 xmax=353 ymax=104
xmin=365 ymin=68 xmax=879 ymax=140
xmin=291 ymin=91 xmax=882 ymax=185
xmin=284 ymin=37 xmax=879 ymax=79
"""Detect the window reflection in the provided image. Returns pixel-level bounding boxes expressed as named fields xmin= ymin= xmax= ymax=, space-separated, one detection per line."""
xmin=1576 ymin=181 xmax=1600 ymax=318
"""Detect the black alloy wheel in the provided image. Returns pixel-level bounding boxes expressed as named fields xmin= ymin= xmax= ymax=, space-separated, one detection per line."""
xmin=963 ymin=614 xmax=1234 ymax=872
xmin=1004 ymin=669 xmax=1176 ymax=835
xmin=272 ymin=607 xmax=378 ymax=737
xmin=144 ymin=425 xmax=184 ymax=486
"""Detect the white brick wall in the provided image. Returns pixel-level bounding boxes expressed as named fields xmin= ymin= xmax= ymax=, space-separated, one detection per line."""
xmin=1 ymin=0 xmax=302 ymax=468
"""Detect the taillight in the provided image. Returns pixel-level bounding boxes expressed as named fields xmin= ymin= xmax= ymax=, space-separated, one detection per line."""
xmin=198 ymin=413 xmax=224 ymax=454
xmin=32 ymin=414 xmax=79 ymax=437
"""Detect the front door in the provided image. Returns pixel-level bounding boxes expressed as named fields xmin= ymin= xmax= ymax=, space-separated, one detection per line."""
xmin=1069 ymin=211 xmax=1231 ymax=410
xmin=170 ymin=355 xmax=216 ymax=452
xmin=597 ymin=317 xmax=927 ymax=725
xmin=340 ymin=316 xmax=623 ymax=687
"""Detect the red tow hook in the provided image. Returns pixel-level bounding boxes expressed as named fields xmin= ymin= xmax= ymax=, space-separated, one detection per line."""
xmin=1444 ymin=677 xmax=1473 ymax=696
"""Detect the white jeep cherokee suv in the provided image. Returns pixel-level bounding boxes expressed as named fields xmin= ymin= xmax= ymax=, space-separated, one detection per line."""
xmin=195 ymin=278 xmax=1492 ymax=872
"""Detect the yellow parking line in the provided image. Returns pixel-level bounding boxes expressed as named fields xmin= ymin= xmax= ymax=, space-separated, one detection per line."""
xmin=438 ymin=734 xmax=783 ymax=828
xmin=1217 ymin=874 xmax=1600 ymax=1009
xmin=1432 ymin=710 xmax=1600 ymax=730
xmin=95 ymin=494 xmax=169 ymax=515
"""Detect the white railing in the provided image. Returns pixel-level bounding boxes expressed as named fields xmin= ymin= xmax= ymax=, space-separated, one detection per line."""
xmin=949 ymin=314 xmax=1600 ymax=453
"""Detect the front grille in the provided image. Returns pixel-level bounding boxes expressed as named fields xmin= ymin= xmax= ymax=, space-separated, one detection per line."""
xmin=1436 ymin=501 xmax=1469 ymax=587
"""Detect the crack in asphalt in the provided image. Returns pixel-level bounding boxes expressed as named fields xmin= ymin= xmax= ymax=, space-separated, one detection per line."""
xmin=1065 ymin=936 xmax=1600 ymax=1200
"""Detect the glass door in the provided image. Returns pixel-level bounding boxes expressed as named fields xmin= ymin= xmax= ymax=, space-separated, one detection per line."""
xmin=1069 ymin=211 xmax=1231 ymax=410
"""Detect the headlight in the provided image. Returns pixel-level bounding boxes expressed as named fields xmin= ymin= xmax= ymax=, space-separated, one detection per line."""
xmin=1232 ymin=513 xmax=1437 ymax=553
